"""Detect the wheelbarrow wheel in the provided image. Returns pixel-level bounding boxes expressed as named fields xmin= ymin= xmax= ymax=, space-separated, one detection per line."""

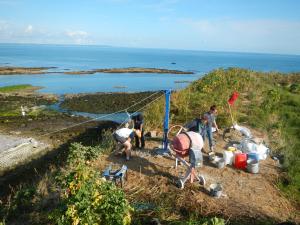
xmin=176 ymin=179 xmax=184 ymax=189
xmin=198 ymin=175 xmax=206 ymax=186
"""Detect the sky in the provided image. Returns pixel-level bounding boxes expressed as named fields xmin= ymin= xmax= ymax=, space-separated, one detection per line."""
xmin=0 ymin=0 xmax=300 ymax=54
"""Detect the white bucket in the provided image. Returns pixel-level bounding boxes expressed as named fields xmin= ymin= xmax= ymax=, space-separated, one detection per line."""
xmin=223 ymin=150 xmax=234 ymax=165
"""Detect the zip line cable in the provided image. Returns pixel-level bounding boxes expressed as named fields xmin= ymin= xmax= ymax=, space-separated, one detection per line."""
xmin=117 ymin=90 xmax=163 ymax=129
xmin=37 ymin=91 xmax=164 ymax=138
xmin=116 ymin=92 xmax=165 ymax=130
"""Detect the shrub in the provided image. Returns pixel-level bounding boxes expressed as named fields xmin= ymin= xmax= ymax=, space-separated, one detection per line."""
xmin=51 ymin=164 xmax=132 ymax=225
xmin=67 ymin=142 xmax=101 ymax=164
xmin=98 ymin=129 xmax=116 ymax=154
xmin=289 ymin=83 xmax=300 ymax=93
xmin=0 ymin=186 xmax=37 ymax=222
xmin=67 ymin=130 xmax=115 ymax=165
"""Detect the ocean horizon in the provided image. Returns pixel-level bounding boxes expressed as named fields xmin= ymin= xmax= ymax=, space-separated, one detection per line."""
xmin=1 ymin=42 xmax=300 ymax=57
xmin=1 ymin=43 xmax=300 ymax=94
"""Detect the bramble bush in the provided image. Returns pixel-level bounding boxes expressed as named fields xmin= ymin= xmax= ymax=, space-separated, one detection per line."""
xmin=67 ymin=129 xmax=115 ymax=165
xmin=67 ymin=142 xmax=103 ymax=164
xmin=50 ymin=164 xmax=132 ymax=225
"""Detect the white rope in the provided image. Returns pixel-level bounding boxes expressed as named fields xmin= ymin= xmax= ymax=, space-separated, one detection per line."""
xmin=116 ymin=92 xmax=165 ymax=130
xmin=38 ymin=91 xmax=163 ymax=137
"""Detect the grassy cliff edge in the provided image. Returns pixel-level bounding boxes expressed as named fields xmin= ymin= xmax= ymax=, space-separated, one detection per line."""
xmin=145 ymin=68 xmax=300 ymax=204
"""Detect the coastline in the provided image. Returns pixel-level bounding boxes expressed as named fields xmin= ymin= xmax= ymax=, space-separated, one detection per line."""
xmin=0 ymin=66 xmax=194 ymax=75
xmin=0 ymin=66 xmax=56 ymax=75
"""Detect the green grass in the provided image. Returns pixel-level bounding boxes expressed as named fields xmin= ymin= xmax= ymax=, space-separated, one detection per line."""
xmin=144 ymin=68 xmax=300 ymax=204
xmin=0 ymin=84 xmax=33 ymax=93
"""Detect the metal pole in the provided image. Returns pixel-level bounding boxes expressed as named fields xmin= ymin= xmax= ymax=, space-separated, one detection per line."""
xmin=163 ymin=89 xmax=171 ymax=152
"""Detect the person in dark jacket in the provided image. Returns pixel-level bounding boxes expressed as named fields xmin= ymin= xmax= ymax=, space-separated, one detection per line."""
xmin=131 ymin=113 xmax=145 ymax=149
xmin=184 ymin=115 xmax=208 ymax=141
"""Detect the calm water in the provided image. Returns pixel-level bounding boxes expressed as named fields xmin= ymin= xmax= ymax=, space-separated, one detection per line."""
xmin=1 ymin=43 xmax=300 ymax=94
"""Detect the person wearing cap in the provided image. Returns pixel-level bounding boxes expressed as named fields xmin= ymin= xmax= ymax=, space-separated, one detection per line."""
xmin=203 ymin=105 xmax=219 ymax=152
xmin=113 ymin=127 xmax=136 ymax=161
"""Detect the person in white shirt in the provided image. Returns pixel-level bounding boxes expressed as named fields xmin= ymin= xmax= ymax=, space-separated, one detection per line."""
xmin=113 ymin=127 xmax=136 ymax=160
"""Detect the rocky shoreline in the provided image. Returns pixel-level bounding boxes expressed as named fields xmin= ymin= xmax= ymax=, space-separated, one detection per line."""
xmin=61 ymin=91 xmax=163 ymax=113
xmin=0 ymin=66 xmax=194 ymax=75
xmin=0 ymin=66 xmax=56 ymax=75
xmin=64 ymin=67 xmax=194 ymax=74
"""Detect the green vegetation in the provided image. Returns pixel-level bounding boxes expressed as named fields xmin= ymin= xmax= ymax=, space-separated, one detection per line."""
xmin=51 ymin=164 xmax=132 ymax=225
xmin=0 ymin=84 xmax=33 ymax=93
xmin=0 ymin=92 xmax=57 ymax=117
xmin=67 ymin=131 xmax=114 ymax=164
xmin=1 ymin=68 xmax=299 ymax=224
xmin=145 ymin=68 xmax=300 ymax=204
xmin=61 ymin=91 xmax=163 ymax=113
xmin=49 ymin=131 xmax=133 ymax=225
xmin=1 ymin=130 xmax=134 ymax=225
xmin=0 ymin=127 xmax=228 ymax=224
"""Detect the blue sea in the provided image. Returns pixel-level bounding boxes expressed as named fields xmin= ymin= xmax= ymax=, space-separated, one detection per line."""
xmin=0 ymin=43 xmax=300 ymax=94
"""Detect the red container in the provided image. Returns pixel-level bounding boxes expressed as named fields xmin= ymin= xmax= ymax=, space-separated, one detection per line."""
xmin=234 ymin=153 xmax=247 ymax=169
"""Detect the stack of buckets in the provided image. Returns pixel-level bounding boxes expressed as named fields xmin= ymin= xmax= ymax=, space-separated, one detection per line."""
xmin=223 ymin=147 xmax=259 ymax=173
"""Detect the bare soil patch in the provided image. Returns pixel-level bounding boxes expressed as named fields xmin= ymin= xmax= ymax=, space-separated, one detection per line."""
xmin=93 ymin=130 xmax=300 ymax=224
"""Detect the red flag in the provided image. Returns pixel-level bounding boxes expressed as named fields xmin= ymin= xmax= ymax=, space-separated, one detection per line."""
xmin=228 ymin=91 xmax=239 ymax=106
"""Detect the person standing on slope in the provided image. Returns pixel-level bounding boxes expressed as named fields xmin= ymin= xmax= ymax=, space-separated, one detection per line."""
xmin=131 ymin=113 xmax=145 ymax=149
xmin=203 ymin=105 xmax=219 ymax=152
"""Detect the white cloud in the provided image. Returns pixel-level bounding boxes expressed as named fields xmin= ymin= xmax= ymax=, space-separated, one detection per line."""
xmin=65 ymin=30 xmax=90 ymax=44
xmin=66 ymin=30 xmax=88 ymax=38
xmin=179 ymin=18 xmax=300 ymax=54
xmin=0 ymin=20 xmax=93 ymax=45
xmin=25 ymin=24 xmax=33 ymax=33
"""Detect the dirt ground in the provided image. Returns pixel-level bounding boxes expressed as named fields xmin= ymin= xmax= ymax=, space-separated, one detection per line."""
xmin=94 ymin=130 xmax=300 ymax=224
xmin=0 ymin=114 xmax=299 ymax=224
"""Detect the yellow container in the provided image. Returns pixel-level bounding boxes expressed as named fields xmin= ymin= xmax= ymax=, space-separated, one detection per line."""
xmin=227 ymin=146 xmax=236 ymax=152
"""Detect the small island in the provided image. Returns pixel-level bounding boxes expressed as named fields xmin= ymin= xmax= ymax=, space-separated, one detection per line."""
xmin=0 ymin=66 xmax=56 ymax=75
xmin=64 ymin=67 xmax=194 ymax=74
xmin=0 ymin=66 xmax=194 ymax=75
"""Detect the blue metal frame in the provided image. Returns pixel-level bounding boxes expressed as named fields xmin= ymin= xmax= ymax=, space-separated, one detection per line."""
xmin=163 ymin=89 xmax=171 ymax=152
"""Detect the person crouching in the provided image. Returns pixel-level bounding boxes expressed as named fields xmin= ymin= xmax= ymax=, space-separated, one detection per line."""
xmin=113 ymin=127 xmax=136 ymax=161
